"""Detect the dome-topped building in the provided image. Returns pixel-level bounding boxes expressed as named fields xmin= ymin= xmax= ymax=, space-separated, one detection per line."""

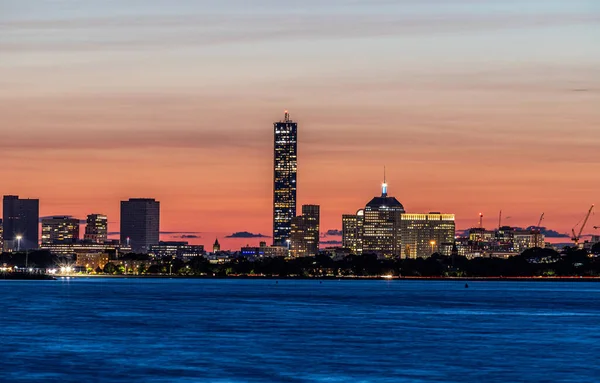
xmin=365 ymin=174 xmax=405 ymax=211
xmin=361 ymin=175 xmax=405 ymax=258
xmin=342 ymin=170 xmax=456 ymax=259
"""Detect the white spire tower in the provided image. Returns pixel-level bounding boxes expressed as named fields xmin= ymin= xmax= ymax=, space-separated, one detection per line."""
xmin=382 ymin=166 xmax=388 ymax=197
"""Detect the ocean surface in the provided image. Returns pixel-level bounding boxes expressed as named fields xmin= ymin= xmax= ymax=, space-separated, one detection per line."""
xmin=1 ymin=279 xmax=600 ymax=383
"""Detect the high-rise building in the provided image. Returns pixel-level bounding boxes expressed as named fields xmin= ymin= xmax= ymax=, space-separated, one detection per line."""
xmin=362 ymin=179 xmax=405 ymax=258
xmin=342 ymin=210 xmax=364 ymax=255
xmin=2 ymin=195 xmax=40 ymax=251
xmin=400 ymin=213 xmax=455 ymax=258
xmin=273 ymin=111 xmax=298 ymax=246
xmin=290 ymin=205 xmax=320 ymax=257
xmin=41 ymin=216 xmax=80 ymax=244
xmin=120 ymin=198 xmax=160 ymax=253
xmin=84 ymin=214 xmax=108 ymax=243
xmin=0 ymin=219 xmax=3 ymax=250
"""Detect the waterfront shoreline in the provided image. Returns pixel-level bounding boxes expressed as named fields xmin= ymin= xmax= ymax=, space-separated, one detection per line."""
xmin=42 ymin=274 xmax=600 ymax=282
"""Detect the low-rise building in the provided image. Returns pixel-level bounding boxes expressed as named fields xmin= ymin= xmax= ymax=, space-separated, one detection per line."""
xmin=149 ymin=241 xmax=205 ymax=259
xmin=241 ymin=243 xmax=288 ymax=259
xmin=76 ymin=253 xmax=109 ymax=271
xmin=41 ymin=241 xmax=131 ymax=259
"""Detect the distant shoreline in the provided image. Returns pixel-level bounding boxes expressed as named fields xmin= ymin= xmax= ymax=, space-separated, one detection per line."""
xmin=40 ymin=275 xmax=600 ymax=282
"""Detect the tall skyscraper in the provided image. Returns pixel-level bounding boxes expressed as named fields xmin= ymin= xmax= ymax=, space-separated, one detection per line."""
xmin=120 ymin=198 xmax=160 ymax=253
xmin=84 ymin=214 xmax=108 ymax=243
xmin=2 ymin=195 xmax=40 ymax=251
xmin=290 ymin=205 xmax=320 ymax=257
xmin=362 ymin=178 xmax=405 ymax=258
xmin=273 ymin=111 xmax=298 ymax=246
xmin=41 ymin=216 xmax=80 ymax=244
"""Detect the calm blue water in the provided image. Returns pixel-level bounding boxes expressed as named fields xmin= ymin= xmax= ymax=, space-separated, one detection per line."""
xmin=1 ymin=279 xmax=600 ymax=382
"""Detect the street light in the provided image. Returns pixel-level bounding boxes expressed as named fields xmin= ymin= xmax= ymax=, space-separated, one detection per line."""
xmin=16 ymin=235 xmax=22 ymax=252
xmin=430 ymin=240 xmax=436 ymax=254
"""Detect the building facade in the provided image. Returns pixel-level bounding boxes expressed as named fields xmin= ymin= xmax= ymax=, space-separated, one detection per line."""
xmin=41 ymin=241 xmax=130 ymax=258
xmin=2 ymin=195 xmax=40 ymax=251
xmin=361 ymin=181 xmax=405 ymax=258
xmin=84 ymin=214 xmax=108 ymax=243
xmin=149 ymin=241 xmax=205 ymax=259
xmin=120 ymin=198 xmax=160 ymax=253
xmin=241 ymin=243 xmax=288 ymax=259
xmin=273 ymin=111 xmax=298 ymax=246
xmin=290 ymin=204 xmax=320 ymax=257
xmin=41 ymin=216 xmax=80 ymax=244
xmin=342 ymin=210 xmax=364 ymax=255
xmin=400 ymin=213 xmax=455 ymax=258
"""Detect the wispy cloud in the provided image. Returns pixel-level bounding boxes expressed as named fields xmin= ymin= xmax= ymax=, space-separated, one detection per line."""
xmin=2 ymin=11 xmax=597 ymax=53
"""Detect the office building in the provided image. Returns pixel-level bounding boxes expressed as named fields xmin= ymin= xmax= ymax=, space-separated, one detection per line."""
xmin=241 ymin=243 xmax=288 ymax=259
xmin=0 ymin=219 xmax=3 ymax=250
xmin=41 ymin=240 xmax=130 ymax=258
xmin=149 ymin=241 xmax=205 ymax=259
xmin=400 ymin=213 xmax=455 ymax=258
xmin=513 ymin=230 xmax=544 ymax=253
xmin=273 ymin=111 xmax=298 ymax=246
xmin=120 ymin=198 xmax=160 ymax=253
xmin=290 ymin=204 xmax=320 ymax=257
xmin=41 ymin=216 xmax=80 ymax=244
xmin=361 ymin=179 xmax=405 ymax=258
xmin=342 ymin=211 xmax=364 ymax=255
xmin=84 ymin=214 xmax=108 ymax=243
xmin=2 ymin=195 xmax=40 ymax=251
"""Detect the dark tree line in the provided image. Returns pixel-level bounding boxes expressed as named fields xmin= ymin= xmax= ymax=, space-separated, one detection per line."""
xmin=3 ymin=245 xmax=600 ymax=277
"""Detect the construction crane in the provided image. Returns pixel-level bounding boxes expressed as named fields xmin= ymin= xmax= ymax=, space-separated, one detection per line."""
xmin=571 ymin=205 xmax=594 ymax=247
xmin=533 ymin=213 xmax=544 ymax=247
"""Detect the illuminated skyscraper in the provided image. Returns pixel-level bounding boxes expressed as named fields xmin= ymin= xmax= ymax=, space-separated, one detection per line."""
xmin=362 ymin=177 xmax=405 ymax=258
xmin=84 ymin=214 xmax=108 ymax=243
xmin=2 ymin=195 xmax=39 ymax=251
xmin=120 ymin=198 xmax=160 ymax=253
xmin=273 ymin=111 xmax=298 ymax=246
xmin=41 ymin=216 xmax=80 ymax=244
xmin=290 ymin=205 xmax=320 ymax=257
xmin=342 ymin=210 xmax=364 ymax=255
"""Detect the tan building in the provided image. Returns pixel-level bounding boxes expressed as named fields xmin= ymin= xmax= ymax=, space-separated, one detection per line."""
xmin=76 ymin=253 xmax=109 ymax=271
xmin=290 ymin=205 xmax=320 ymax=257
xmin=342 ymin=210 xmax=364 ymax=255
xmin=400 ymin=213 xmax=455 ymax=258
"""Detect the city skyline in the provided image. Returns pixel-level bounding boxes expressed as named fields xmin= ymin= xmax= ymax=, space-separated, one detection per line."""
xmin=2 ymin=1 xmax=599 ymax=247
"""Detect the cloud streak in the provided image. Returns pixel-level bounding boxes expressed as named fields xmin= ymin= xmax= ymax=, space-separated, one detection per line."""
xmin=2 ymin=12 xmax=598 ymax=53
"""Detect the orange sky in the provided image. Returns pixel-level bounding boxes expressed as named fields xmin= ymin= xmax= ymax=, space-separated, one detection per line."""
xmin=1 ymin=0 xmax=599 ymax=248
